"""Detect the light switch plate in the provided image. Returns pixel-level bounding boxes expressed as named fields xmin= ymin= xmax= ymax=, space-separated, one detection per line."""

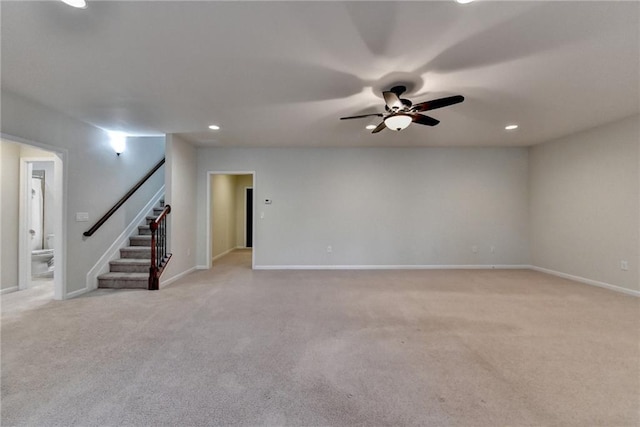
xmin=75 ymin=212 xmax=89 ymax=222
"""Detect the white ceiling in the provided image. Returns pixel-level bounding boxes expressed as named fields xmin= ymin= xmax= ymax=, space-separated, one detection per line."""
xmin=1 ymin=1 xmax=638 ymax=147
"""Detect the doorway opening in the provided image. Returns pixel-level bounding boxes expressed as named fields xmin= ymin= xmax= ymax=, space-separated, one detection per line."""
xmin=1 ymin=136 xmax=66 ymax=300
xmin=207 ymin=172 xmax=255 ymax=269
xmin=245 ymin=187 xmax=253 ymax=248
xmin=24 ymin=159 xmax=56 ymax=289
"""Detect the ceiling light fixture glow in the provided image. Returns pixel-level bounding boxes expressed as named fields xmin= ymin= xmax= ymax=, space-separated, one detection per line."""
xmin=365 ymin=124 xmax=377 ymax=130
xmin=61 ymin=0 xmax=87 ymax=8
xmin=505 ymin=124 xmax=519 ymax=131
xmin=384 ymin=114 xmax=412 ymax=131
xmin=208 ymin=125 xmax=220 ymax=130
xmin=456 ymin=0 xmax=475 ymax=4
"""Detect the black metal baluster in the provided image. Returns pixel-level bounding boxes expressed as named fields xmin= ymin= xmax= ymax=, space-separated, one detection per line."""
xmin=163 ymin=218 xmax=167 ymax=260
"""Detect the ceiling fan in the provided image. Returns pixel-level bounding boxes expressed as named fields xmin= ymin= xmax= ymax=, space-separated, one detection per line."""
xmin=340 ymin=86 xmax=464 ymax=133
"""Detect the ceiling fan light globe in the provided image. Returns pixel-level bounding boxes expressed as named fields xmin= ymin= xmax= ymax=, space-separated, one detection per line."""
xmin=384 ymin=114 xmax=412 ymax=131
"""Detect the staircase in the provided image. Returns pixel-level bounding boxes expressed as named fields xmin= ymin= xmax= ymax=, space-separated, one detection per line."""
xmin=97 ymin=201 xmax=165 ymax=289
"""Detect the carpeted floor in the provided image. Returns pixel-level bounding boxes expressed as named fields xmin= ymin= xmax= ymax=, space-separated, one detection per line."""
xmin=2 ymin=250 xmax=639 ymax=426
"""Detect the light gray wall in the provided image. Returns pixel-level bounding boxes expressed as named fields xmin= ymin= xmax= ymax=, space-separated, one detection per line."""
xmin=164 ymin=134 xmax=198 ymax=281
xmin=196 ymin=147 xmax=530 ymax=267
xmin=1 ymin=140 xmax=21 ymax=290
xmin=1 ymin=91 xmax=165 ymax=297
xmin=211 ymin=174 xmax=237 ymax=259
xmin=530 ymin=115 xmax=639 ymax=292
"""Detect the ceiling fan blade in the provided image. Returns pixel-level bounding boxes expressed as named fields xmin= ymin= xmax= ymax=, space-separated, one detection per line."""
xmin=411 ymin=114 xmax=440 ymax=126
xmin=383 ymin=91 xmax=403 ymax=110
xmin=412 ymin=95 xmax=464 ymax=112
xmin=371 ymin=121 xmax=386 ymax=133
xmin=340 ymin=113 xmax=384 ymax=120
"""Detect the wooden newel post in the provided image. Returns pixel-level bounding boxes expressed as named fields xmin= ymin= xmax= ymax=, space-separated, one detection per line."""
xmin=148 ymin=204 xmax=171 ymax=291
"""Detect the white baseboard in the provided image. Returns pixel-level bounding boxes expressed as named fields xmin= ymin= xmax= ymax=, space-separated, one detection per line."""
xmin=66 ymin=286 xmax=90 ymax=300
xmin=530 ymin=266 xmax=640 ymax=297
xmin=253 ymin=264 xmax=531 ymax=270
xmin=196 ymin=265 xmax=209 ymax=270
xmin=212 ymin=247 xmax=236 ymax=262
xmin=0 ymin=286 xmax=19 ymax=295
xmin=252 ymin=264 xmax=638 ymax=297
xmin=160 ymin=266 xmax=198 ymax=288
xmin=85 ymin=186 xmax=165 ymax=292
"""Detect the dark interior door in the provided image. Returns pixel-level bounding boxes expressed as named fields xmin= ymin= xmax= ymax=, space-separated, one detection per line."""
xmin=246 ymin=188 xmax=253 ymax=248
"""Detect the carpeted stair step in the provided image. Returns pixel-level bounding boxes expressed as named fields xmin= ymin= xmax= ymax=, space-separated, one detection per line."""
xmin=146 ymin=215 xmax=158 ymax=224
xmin=138 ymin=225 xmax=151 ymax=235
xmin=98 ymin=272 xmax=148 ymax=289
xmin=129 ymin=235 xmax=152 ymax=247
xmin=109 ymin=258 xmax=151 ymax=273
xmin=153 ymin=207 xmax=165 ymax=215
xmin=120 ymin=246 xmax=151 ymax=259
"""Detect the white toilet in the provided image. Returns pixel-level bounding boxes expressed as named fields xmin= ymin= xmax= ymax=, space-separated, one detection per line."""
xmin=31 ymin=234 xmax=54 ymax=277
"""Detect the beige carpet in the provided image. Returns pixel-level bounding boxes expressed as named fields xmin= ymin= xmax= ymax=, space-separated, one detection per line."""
xmin=2 ymin=250 xmax=639 ymax=426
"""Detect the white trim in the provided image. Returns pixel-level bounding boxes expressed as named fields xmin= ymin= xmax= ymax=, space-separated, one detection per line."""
xmin=254 ymin=264 xmax=531 ymax=270
xmin=196 ymin=265 xmax=209 ymax=270
xmin=0 ymin=286 xmax=19 ymax=295
xmin=18 ymin=160 xmax=34 ymax=291
xmin=211 ymin=247 xmax=235 ymax=262
xmin=66 ymin=286 xmax=90 ymax=299
xmin=530 ymin=266 xmax=640 ymax=297
xmin=160 ymin=266 xmax=198 ymax=288
xmin=85 ymin=186 xmax=165 ymax=292
xmin=206 ymin=171 xmax=256 ymax=270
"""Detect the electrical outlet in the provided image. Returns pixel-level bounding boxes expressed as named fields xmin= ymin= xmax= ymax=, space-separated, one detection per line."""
xmin=472 ymin=246 xmax=478 ymax=253
xmin=327 ymin=246 xmax=332 ymax=253
xmin=620 ymin=260 xmax=628 ymax=271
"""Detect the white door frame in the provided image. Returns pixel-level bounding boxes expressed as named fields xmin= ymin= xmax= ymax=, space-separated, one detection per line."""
xmin=4 ymin=133 xmax=68 ymax=300
xmin=206 ymin=171 xmax=256 ymax=269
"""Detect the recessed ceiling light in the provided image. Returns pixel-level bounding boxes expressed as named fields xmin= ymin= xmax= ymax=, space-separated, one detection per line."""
xmin=61 ymin=0 xmax=87 ymax=8
xmin=505 ymin=124 xmax=519 ymax=131
xmin=208 ymin=125 xmax=220 ymax=130
xmin=365 ymin=125 xmax=377 ymax=130
xmin=456 ymin=0 xmax=475 ymax=4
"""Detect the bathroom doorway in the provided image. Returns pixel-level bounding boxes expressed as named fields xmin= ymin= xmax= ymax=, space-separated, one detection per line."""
xmin=18 ymin=151 xmax=64 ymax=299
xmin=22 ymin=159 xmax=56 ymax=290
xmin=1 ymin=137 xmax=65 ymax=300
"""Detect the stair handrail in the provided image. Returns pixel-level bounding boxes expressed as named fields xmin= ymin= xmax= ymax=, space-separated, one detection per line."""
xmin=149 ymin=204 xmax=172 ymax=290
xmin=83 ymin=158 xmax=165 ymax=237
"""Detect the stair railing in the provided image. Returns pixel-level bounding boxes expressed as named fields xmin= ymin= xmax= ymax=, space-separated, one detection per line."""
xmin=149 ymin=204 xmax=172 ymax=290
xmin=83 ymin=158 xmax=165 ymax=237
